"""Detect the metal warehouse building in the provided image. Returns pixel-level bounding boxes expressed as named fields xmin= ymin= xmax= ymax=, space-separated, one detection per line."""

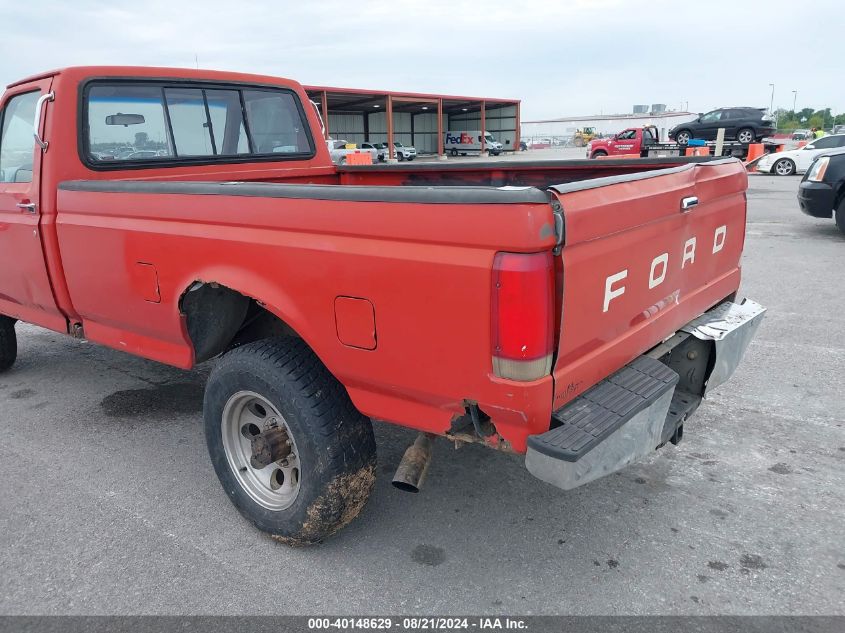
xmin=522 ymin=111 xmax=698 ymax=144
xmin=305 ymin=85 xmax=520 ymax=159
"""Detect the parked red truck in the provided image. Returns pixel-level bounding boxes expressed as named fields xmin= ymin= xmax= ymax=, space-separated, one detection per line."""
xmin=0 ymin=67 xmax=765 ymax=544
xmin=587 ymin=126 xmax=663 ymax=159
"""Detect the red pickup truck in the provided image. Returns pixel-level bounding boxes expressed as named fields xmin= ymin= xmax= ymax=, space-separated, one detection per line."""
xmin=0 ymin=66 xmax=765 ymax=544
xmin=587 ymin=126 xmax=665 ymax=159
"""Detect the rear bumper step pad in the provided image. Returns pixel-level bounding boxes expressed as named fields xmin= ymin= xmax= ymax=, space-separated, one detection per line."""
xmin=537 ymin=356 xmax=679 ymax=463
xmin=526 ymin=357 xmax=679 ymax=490
xmin=525 ymin=298 xmax=765 ymax=491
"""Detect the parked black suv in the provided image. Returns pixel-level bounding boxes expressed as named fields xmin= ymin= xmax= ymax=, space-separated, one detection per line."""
xmin=798 ymin=147 xmax=845 ymax=234
xmin=669 ymin=107 xmax=775 ymax=145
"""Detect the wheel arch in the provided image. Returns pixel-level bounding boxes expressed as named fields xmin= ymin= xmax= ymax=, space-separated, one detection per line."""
xmin=175 ymin=267 xmax=314 ymax=365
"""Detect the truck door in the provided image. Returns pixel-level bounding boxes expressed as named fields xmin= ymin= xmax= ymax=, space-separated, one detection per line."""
xmin=0 ymin=78 xmax=66 ymax=332
xmin=613 ymin=129 xmax=638 ymax=154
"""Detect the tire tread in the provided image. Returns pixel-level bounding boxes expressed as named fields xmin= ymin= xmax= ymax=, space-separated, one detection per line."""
xmin=204 ymin=337 xmax=376 ymax=544
xmin=0 ymin=317 xmax=16 ymax=373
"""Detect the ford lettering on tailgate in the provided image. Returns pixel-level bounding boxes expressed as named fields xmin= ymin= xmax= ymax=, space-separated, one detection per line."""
xmin=548 ymin=160 xmax=748 ymax=410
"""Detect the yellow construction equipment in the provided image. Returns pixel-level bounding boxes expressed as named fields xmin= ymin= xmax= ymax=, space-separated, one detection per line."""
xmin=573 ymin=127 xmax=597 ymax=147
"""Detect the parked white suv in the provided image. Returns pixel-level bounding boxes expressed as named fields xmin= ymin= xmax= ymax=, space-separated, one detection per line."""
xmin=393 ymin=141 xmax=416 ymax=161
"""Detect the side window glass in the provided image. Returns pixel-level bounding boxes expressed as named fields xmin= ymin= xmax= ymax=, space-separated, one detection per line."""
xmin=204 ymin=89 xmax=249 ymax=155
xmin=164 ymin=88 xmax=214 ymax=156
xmin=242 ymin=90 xmax=310 ymax=154
xmin=701 ymin=111 xmax=721 ymax=122
xmin=0 ymin=91 xmax=39 ymax=183
xmin=88 ymin=85 xmax=171 ymax=160
xmin=813 ymin=136 xmax=837 ymax=149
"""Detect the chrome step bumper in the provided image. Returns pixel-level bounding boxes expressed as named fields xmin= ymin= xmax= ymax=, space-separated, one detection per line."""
xmin=525 ymin=299 xmax=766 ymax=491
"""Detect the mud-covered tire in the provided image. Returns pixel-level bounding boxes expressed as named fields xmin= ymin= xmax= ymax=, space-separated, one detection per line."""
xmin=204 ymin=337 xmax=377 ymax=545
xmin=0 ymin=317 xmax=17 ymax=373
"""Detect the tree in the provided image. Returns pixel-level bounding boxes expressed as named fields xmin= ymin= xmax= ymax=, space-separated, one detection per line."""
xmin=134 ymin=132 xmax=149 ymax=147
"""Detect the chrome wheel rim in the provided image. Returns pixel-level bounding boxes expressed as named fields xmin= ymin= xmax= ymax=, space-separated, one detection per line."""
xmin=677 ymin=132 xmax=690 ymax=144
xmin=738 ymin=130 xmax=753 ymax=143
xmin=221 ymin=391 xmax=301 ymax=511
xmin=775 ymin=160 xmax=793 ymax=176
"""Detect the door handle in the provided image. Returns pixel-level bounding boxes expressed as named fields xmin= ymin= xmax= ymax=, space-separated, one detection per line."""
xmin=16 ymin=202 xmax=36 ymax=213
xmin=681 ymin=196 xmax=699 ymax=212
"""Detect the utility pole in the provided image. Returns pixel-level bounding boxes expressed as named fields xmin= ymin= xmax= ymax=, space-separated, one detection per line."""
xmin=792 ymin=90 xmax=797 ymax=114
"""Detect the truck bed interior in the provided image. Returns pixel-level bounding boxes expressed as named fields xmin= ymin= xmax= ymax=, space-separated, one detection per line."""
xmin=336 ymin=156 xmax=720 ymax=190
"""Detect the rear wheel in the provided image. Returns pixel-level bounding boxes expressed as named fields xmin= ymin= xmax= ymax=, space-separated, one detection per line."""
xmin=836 ymin=199 xmax=845 ymax=235
xmin=675 ymin=130 xmax=692 ymax=145
xmin=204 ymin=337 xmax=377 ymax=545
xmin=0 ymin=317 xmax=16 ymax=373
xmin=737 ymin=128 xmax=755 ymax=144
xmin=450 ymin=148 xmax=458 ymax=156
xmin=773 ymin=158 xmax=796 ymax=176
xmin=573 ymin=136 xmax=584 ymax=147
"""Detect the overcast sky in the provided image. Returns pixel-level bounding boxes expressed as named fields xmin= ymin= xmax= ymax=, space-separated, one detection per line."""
xmin=2 ymin=0 xmax=841 ymax=120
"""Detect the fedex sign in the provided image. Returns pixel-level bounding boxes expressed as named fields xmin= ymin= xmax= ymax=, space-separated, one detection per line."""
xmin=445 ymin=132 xmax=473 ymax=145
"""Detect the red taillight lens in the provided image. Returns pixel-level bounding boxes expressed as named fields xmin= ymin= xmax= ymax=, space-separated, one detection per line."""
xmin=491 ymin=251 xmax=555 ymax=381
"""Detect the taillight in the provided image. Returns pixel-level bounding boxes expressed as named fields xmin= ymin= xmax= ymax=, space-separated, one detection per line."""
xmin=491 ymin=251 xmax=555 ymax=381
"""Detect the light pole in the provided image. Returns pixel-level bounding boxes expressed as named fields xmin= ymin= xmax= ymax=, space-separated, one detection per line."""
xmin=769 ymin=83 xmax=776 ymax=128
xmin=792 ymin=90 xmax=797 ymax=114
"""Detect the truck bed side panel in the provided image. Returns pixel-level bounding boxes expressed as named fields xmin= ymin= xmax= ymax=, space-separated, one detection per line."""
xmin=54 ymin=183 xmax=556 ymax=447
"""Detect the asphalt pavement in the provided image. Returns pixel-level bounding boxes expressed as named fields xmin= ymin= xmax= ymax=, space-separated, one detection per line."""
xmin=0 ymin=171 xmax=842 ymax=615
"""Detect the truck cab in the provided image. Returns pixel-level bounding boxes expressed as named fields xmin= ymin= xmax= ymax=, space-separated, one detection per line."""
xmin=587 ymin=126 xmax=659 ymax=159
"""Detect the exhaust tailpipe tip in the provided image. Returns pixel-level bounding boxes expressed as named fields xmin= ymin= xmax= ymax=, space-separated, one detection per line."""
xmin=391 ymin=433 xmax=434 ymax=493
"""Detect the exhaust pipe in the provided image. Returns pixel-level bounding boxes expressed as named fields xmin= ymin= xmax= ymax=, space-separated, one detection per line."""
xmin=392 ymin=433 xmax=434 ymax=493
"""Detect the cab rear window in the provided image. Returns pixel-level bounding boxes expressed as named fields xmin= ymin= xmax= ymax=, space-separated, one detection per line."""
xmin=83 ymin=81 xmax=314 ymax=167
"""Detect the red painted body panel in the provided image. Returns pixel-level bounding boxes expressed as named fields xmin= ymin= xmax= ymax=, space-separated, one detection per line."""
xmin=549 ymin=162 xmax=747 ymax=412
xmin=0 ymin=77 xmax=67 ymax=332
xmin=0 ymin=66 xmax=747 ymax=455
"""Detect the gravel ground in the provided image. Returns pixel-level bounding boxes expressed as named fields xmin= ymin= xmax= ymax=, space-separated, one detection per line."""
xmin=0 ymin=172 xmax=842 ymax=615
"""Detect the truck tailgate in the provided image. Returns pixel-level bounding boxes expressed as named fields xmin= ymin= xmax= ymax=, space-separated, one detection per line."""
xmin=549 ymin=159 xmax=748 ymax=412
